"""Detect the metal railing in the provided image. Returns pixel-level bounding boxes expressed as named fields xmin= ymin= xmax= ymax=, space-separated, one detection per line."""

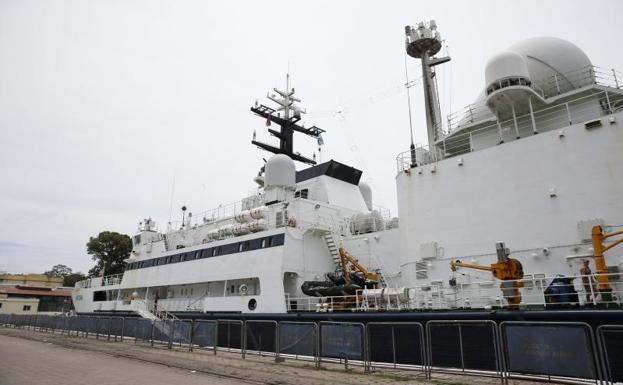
xmin=440 ymin=65 xmax=621 ymax=136
xmin=75 ymin=273 xmax=124 ymax=289
xmin=397 ymin=88 xmax=623 ymax=171
xmin=1 ymin=315 xmax=618 ymax=384
xmin=286 ymin=273 xmax=622 ymax=312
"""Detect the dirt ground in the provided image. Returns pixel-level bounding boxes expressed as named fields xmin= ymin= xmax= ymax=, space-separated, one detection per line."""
xmin=0 ymin=327 xmax=526 ymax=385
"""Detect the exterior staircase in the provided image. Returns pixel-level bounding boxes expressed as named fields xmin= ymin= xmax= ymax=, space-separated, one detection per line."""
xmin=323 ymin=232 xmax=343 ymax=274
xmin=134 ymin=299 xmax=178 ymax=321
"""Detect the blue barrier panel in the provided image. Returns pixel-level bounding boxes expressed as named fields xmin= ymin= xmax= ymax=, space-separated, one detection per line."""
xmin=135 ymin=319 xmax=153 ymax=343
xmin=367 ymin=322 xmax=425 ymax=368
xmin=123 ymin=318 xmax=139 ymax=339
xmin=97 ymin=317 xmax=111 ymax=339
xmin=217 ymin=320 xmax=243 ymax=352
xmin=597 ymin=325 xmax=623 ymax=384
xmin=501 ymin=322 xmax=598 ymax=380
xmin=245 ymin=321 xmax=277 ymax=354
xmin=80 ymin=317 xmax=91 ymax=336
xmin=319 ymin=322 xmax=365 ymax=362
xmin=87 ymin=317 xmax=100 ymax=337
xmin=427 ymin=320 xmax=500 ymax=374
xmin=278 ymin=322 xmax=317 ymax=360
xmin=55 ymin=317 xmax=68 ymax=332
xmin=109 ymin=318 xmax=124 ymax=340
xmin=152 ymin=320 xmax=173 ymax=347
xmin=171 ymin=320 xmax=192 ymax=348
xmin=191 ymin=320 xmax=217 ymax=352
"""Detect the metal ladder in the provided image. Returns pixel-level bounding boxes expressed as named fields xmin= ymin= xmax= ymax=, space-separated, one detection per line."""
xmin=323 ymin=232 xmax=343 ymax=274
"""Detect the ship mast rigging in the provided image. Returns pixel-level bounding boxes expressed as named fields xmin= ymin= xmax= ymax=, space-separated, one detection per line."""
xmin=251 ymin=74 xmax=325 ymax=165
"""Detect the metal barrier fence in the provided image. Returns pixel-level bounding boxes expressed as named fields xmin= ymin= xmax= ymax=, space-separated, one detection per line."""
xmin=319 ymin=321 xmax=367 ymax=371
xmin=367 ymin=322 xmax=426 ymax=375
xmin=427 ymin=320 xmax=502 ymax=379
xmin=1 ymin=315 xmax=620 ymax=384
xmin=596 ymin=325 xmax=623 ymax=385
xmin=500 ymin=321 xmax=600 ymax=384
xmin=245 ymin=320 xmax=277 ymax=356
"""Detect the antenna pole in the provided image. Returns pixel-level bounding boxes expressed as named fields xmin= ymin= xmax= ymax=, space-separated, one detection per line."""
xmin=404 ymin=55 xmax=417 ymax=168
xmin=405 ymin=21 xmax=451 ymax=156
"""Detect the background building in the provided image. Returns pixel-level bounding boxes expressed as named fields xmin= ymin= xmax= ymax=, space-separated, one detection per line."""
xmin=0 ymin=273 xmax=64 ymax=288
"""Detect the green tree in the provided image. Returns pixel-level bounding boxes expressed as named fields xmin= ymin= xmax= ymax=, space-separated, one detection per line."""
xmin=44 ymin=264 xmax=73 ymax=278
xmin=63 ymin=272 xmax=87 ymax=287
xmin=86 ymin=231 xmax=132 ymax=277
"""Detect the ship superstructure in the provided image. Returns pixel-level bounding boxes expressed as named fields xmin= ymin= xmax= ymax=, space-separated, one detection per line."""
xmin=73 ymin=21 xmax=623 ymax=317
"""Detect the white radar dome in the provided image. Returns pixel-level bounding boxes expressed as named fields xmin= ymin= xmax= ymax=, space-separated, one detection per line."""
xmin=264 ymin=154 xmax=296 ymax=188
xmin=485 ymin=50 xmax=530 ymax=88
xmin=509 ymin=37 xmax=593 ymax=89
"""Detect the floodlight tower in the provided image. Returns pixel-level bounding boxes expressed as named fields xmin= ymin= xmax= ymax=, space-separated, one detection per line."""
xmin=405 ymin=20 xmax=450 ymax=152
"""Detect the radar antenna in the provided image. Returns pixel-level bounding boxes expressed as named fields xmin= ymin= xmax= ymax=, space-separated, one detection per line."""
xmin=405 ymin=20 xmax=450 ymax=152
xmin=251 ymin=74 xmax=325 ymax=165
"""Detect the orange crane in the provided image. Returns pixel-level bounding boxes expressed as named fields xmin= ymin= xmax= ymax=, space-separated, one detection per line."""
xmin=338 ymin=247 xmax=380 ymax=285
xmin=450 ymin=242 xmax=524 ymax=309
xmin=591 ymin=225 xmax=623 ymax=302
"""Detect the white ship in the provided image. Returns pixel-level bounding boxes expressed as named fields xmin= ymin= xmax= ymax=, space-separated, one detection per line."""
xmin=73 ymin=21 xmax=623 ymax=319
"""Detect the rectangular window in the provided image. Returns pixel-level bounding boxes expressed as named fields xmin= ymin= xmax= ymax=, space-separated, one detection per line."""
xmin=0 ymin=303 xmax=3 ymax=308
xmin=300 ymin=189 xmax=309 ymax=199
xmin=23 ymin=305 xmax=31 ymax=311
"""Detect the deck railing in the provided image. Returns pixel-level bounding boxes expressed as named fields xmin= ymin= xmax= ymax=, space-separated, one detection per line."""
xmin=287 ymin=272 xmax=622 ymax=312
xmin=397 ymin=88 xmax=623 ymax=171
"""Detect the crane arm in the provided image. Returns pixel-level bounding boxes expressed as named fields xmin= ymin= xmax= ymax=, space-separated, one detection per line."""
xmin=450 ymin=260 xmax=494 ymax=273
xmin=339 ymin=247 xmax=370 ymax=275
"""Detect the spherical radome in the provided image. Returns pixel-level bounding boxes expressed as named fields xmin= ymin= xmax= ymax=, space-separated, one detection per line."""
xmin=264 ymin=154 xmax=296 ymax=187
xmin=508 ymin=37 xmax=593 ymax=88
xmin=485 ymin=50 xmax=530 ymax=87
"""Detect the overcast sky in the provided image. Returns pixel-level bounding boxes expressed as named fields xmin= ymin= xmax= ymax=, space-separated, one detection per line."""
xmin=1 ymin=0 xmax=621 ymax=274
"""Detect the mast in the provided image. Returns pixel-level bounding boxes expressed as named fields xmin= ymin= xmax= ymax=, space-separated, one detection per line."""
xmin=251 ymin=74 xmax=325 ymax=165
xmin=404 ymin=20 xmax=450 ymax=152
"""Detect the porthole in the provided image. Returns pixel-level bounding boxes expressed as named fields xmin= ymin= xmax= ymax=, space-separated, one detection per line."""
xmin=248 ymin=298 xmax=257 ymax=311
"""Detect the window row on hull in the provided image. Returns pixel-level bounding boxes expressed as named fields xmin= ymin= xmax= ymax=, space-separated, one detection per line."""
xmin=126 ymin=233 xmax=285 ymax=271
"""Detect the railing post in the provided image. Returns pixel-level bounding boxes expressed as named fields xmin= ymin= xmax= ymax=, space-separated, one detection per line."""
xmin=605 ymin=91 xmax=612 ymax=114
xmin=469 ymin=131 xmax=473 ymax=152
xmin=528 ymin=97 xmax=537 ymax=134
xmin=511 ymin=104 xmax=520 ymax=139
xmin=565 ymin=102 xmax=572 ymax=125
xmin=495 ymin=113 xmax=504 ymax=144
xmin=555 ymin=74 xmax=561 ymax=94
xmin=613 ymin=68 xmax=620 ymax=89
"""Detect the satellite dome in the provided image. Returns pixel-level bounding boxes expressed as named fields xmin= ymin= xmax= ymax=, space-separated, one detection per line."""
xmin=485 ymin=50 xmax=530 ymax=88
xmin=509 ymin=37 xmax=593 ymax=90
xmin=264 ymin=154 xmax=296 ymax=188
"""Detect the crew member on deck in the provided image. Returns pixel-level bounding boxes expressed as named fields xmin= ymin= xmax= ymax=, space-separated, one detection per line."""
xmin=580 ymin=260 xmax=597 ymax=304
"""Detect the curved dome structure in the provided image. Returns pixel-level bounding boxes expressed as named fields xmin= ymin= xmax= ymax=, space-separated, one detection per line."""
xmin=509 ymin=37 xmax=593 ymax=89
xmin=264 ymin=154 xmax=296 ymax=188
xmin=485 ymin=50 xmax=531 ymax=88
